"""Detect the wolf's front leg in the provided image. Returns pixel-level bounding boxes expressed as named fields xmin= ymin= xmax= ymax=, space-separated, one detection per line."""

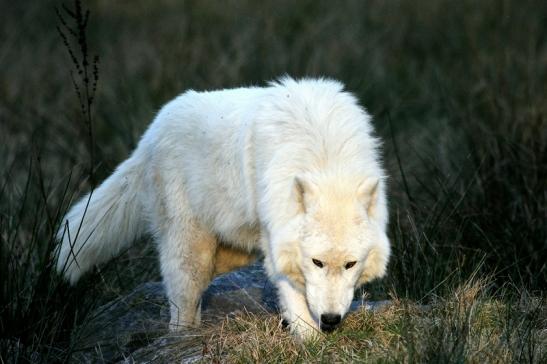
xmin=276 ymin=277 xmax=320 ymax=341
xmin=157 ymin=218 xmax=217 ymax=331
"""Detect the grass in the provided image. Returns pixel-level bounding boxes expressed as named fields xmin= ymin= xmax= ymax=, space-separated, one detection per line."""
xmin=1 ymin=0 xmax=546 ymax=362
xmin=202 ymin=281 xmax=546 ymax=363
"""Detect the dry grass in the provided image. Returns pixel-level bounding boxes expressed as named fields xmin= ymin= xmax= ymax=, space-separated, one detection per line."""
xmin=200 ymin=280 xmax=546 ymax=363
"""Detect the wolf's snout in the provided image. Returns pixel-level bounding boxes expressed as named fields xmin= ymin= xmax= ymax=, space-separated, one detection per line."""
xmin=320 ymin=313 xmax=341 ymax=332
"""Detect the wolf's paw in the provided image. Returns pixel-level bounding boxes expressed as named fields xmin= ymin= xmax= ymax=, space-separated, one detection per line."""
xmin=287 ymin=318 xmax=322 ymax=342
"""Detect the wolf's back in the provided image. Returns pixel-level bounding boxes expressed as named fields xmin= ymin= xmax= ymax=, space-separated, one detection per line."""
xmin=56 ymin=154 xmax=146 ymax=284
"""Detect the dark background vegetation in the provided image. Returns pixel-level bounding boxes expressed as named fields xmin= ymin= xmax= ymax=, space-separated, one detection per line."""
xmin=1 ymin=0 xmax=545 ymax=362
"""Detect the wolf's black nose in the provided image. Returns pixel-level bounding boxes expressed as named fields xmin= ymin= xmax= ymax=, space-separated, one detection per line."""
xmin=321 ymin=313 xmax=342 ymax=331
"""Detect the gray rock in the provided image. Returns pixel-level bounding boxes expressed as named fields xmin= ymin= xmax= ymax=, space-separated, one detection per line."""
xmin=73 ymin=262 xmax=389 ymax=363
xmin=71 ymin=282 xmax=169 ymax=363
xmin=202 ymin=261 xmax=278 ymax=316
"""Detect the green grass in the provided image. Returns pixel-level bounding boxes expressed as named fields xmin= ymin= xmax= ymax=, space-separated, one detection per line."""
xmin=1 ymin=0 xmax=546 ymax=362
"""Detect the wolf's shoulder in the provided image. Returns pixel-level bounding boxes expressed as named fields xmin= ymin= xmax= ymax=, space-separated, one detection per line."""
xmin=152 ymin=77 xmax=368 ymax=139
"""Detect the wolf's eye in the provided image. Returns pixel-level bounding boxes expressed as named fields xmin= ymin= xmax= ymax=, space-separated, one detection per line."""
xmin=312 ymin=258 xmax=324 ymax=268
xmin=345 ymin=261 xmax=357 ymax=269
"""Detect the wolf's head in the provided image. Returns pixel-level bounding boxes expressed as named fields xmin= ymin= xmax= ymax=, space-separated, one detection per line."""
xmin=273 ymin=175 xmax=390 ymax=332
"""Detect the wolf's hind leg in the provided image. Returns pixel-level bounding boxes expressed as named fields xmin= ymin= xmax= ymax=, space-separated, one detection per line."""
xmin=157 ymin=218 xmax=217 ymax=331
xmin=213 ymin=244 xmax=257 ymax=276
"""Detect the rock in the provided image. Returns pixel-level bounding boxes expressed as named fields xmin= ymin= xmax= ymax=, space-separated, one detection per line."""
xmin=202 ymin=261 xmax=278 ymax=316
xmin=71 ymin=282 xmax=169 ymax=363
xmin=350 ymin=299 xmax=392 ymax=312
xmin=73 ymin=262 xmax=389 ymax=363
xmin=72 ymin=262 xmax=276 ymax=363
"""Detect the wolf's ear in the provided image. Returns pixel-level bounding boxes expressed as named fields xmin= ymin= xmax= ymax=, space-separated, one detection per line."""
xmin=294 ymin=176 xmax=318 ymax=214
xmin=357 ymin=178 xmax=379 ymax=216
xmin=358 ymin=234 xmax=390 ymax=286
xmin=274 ymin=241 xmax=305 ymax=286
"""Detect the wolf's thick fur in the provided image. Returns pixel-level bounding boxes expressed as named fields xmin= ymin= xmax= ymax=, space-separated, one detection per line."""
xmin=56 ymin=77 xmax=390 ymax=340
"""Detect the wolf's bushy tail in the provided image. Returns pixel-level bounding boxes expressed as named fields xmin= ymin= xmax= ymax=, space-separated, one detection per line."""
xmin=56 ymin=154 xmax=147 ymax=284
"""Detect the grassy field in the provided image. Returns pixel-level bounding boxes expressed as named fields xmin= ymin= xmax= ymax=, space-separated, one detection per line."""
xmin=1 ymin=0 xmax=546 ymax=362
xmin=201 ymin=280 xmax=545 ymax=363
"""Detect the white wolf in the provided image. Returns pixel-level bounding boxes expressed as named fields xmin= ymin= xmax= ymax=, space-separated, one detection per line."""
xmin=56 ymin=77 xmax=390 ymax=340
